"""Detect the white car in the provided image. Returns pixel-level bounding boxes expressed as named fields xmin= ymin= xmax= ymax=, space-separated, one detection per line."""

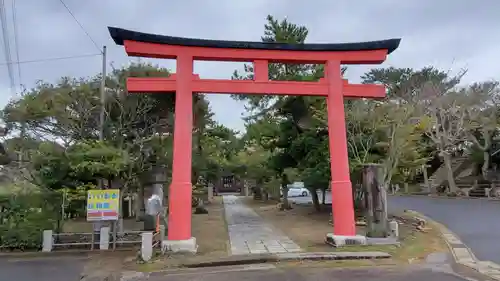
xmin=287 ymin=186 xmax=310 ymax=197
xmin=279 ymin=181 xmax=309 ymax=197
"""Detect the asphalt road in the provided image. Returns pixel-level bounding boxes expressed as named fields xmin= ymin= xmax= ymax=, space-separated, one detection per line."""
xmin=0 ymin=256 xmax=86 ymax=281
xmin=148 ymin=265 xmax=473 ymax=281
xmin=388 ymin=196 xmax=500 ymax=264
xmin=290 ymin=192 xmax=500 ymax=264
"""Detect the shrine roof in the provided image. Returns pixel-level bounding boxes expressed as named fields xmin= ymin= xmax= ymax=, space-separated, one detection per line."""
xmin=108 ymin=27 xmax=401 ymax=54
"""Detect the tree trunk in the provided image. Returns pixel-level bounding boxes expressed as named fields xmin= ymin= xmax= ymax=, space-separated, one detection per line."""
xmin=404 ymin=182 xmax=409 ymax=194
xmin=482 ymin=150 xmax=490 ymax=180
xmin=310 ymin=188 xmax=321 ymax=212
xmin=253 ymin=184 xmax=262 ymax=200
xmin=135 ymin=186 xmax=146 ymax=221
xmin=422 ymin=164 xmax=430 ymax=192
xmin=442 ymin=152 xmax=458 ymax=193
xmin=321 ymin=189 xmax=326 ymax=204
xmin=281 ymin=187 xmax=290 ymax=209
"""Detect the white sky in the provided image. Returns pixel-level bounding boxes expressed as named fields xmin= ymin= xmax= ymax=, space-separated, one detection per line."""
xmin=0 ymin=0 xmax=499 ymax=132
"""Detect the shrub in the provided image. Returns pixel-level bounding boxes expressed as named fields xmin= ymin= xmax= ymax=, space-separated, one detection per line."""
xmin=0 ymin=192 xmax=61 ymax=251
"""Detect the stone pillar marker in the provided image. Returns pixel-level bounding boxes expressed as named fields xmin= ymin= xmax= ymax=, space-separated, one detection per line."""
xmin=141 ymin=232 xmax=153 ymax=261
xmin=362 ymin=164 xmax=389 ymax=238
xmin=99 ymin=227 xmax=110 ymax=250
xmin=42 ymin=230 xmax=53 ymax=252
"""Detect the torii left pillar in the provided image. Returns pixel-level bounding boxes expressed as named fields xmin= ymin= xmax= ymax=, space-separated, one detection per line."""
xmin=164 ymin=55 xmax=198 ymax=252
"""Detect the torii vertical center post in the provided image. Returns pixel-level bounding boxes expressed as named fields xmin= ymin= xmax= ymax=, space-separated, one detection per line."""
xmin=109 ymin=27 xmax=401 ymax=251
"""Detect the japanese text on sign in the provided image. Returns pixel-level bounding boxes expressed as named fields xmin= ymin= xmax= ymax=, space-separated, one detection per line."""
xmin=86 ymin=189 xmax=120 ymax=221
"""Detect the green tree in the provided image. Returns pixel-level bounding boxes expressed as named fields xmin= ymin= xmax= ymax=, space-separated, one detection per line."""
xmin=463 ymin=81 xmax=500 ymax=179
xmin=232 ymin=15 xmax=330 ymax=210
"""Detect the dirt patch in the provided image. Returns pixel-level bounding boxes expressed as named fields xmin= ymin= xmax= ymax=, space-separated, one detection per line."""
xmin=191 ymin=197 xmax=230 ymax=257
xmin=244 ymin=198 xmax=449 ymax=264
xmin=132 ymin=196 xmax=230 ymax=271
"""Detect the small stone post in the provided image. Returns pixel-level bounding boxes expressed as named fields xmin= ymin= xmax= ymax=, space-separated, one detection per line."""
xmin=159 ymin=225 xmax=166 ymax=241
xmin=141 ymin=232 xmax=153 ymax=261
xmin=42 ymin=230 xmax=53 ymax=252
xmin=99 ymin=227 xmax=110 ymax=250
xmin=389 ymin=220 xmax=399 ymax=238
xmin=362 ymin=164 xmax=389 ymax=238
xmin=159 ymin=225 xmax=166 ymax=254
xmin=207 ymin=183 xmax=214 ymax=203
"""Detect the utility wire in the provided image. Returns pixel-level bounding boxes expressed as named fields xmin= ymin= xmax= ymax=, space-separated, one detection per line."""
xmin=11 ymin=0 xmax=21 ymax=89
xmin=0 ymin=0 xmax=15 ymax=94
xmin=58 ymin=0 xmax=101 ymax=53
xmin=0 ymin=53 xmax=102 ymax=66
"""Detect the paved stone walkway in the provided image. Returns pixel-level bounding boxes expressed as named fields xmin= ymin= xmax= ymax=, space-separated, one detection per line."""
xmin=222 ymin=195 xmax=302 ymax=255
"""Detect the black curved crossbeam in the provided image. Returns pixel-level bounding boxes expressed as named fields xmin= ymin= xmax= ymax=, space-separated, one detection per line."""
xmin=108 ymin=27 xmax=401 ymax=54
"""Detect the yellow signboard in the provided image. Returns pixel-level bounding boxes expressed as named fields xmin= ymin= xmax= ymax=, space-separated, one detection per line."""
xmin=86 ymin=189 xmax=120 ymax=221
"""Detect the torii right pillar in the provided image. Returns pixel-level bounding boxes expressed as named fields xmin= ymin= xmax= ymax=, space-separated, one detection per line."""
xmin=326 ymin=60 xmax=355 ymax=234
xmin=324 ymin=58 xmax=395 ymax=246
xmin=324 ymin=60 xmax=361 ymax=246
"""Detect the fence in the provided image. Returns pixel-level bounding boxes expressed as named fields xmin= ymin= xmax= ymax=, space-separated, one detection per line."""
xmin=43 ymin=225 xmax=165 ymax=261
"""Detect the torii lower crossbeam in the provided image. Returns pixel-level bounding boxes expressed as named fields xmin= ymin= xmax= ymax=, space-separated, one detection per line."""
xmin=127 ymin=76 xmax=385 ymax=97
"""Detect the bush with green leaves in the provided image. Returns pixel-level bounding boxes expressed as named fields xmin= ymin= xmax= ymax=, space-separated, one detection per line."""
xmin=0 ymin=192 xmax=60 ymax=250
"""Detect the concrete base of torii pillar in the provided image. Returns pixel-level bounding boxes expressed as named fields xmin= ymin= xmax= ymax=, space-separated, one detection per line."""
xmin=162 ymin=237 xmax=198 ymax=253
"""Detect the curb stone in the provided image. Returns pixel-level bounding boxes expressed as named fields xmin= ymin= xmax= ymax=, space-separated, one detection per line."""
xmin=391 ymin=194 xmax=500 ymax=201
xmin=180 ymin=251 xmax=391 ymax=268
xmin=146 ymin=264 xmax=278 ymax=278
xmin=405 ymin=209 xmax=500 ymax=281
xmin=119 ymin=251 xmax=392 ymax=279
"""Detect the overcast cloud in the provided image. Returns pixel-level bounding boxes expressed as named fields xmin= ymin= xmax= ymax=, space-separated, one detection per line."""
xmin=1 ymin=0 xmax=499 ymax=132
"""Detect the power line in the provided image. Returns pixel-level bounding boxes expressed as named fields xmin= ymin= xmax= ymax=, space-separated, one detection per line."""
xmin=0 ymin=53 xmax=102 ymax=66
xmin=11 ymin=0 xmax=21 ymax=89
xmin=0 ymin=0 xmax=15 ymax=94
xmin=58 ymin=0 xmax=101 ymax=53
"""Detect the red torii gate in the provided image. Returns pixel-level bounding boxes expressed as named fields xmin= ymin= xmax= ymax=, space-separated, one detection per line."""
xmin=109 ymin=27 xmax=400 ymax=251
